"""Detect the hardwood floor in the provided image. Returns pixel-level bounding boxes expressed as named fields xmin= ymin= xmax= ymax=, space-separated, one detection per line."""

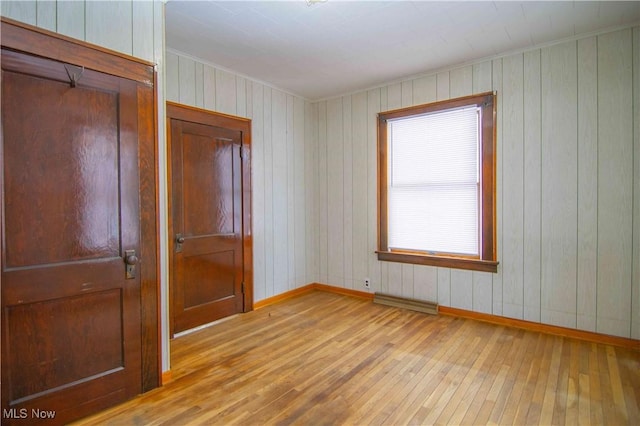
xmin=77 ymin=291 xmax=640 ymax=425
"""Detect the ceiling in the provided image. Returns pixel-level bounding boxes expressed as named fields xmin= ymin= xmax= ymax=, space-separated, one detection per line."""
xmin=165 ymin=1 xmax=640 ymax=101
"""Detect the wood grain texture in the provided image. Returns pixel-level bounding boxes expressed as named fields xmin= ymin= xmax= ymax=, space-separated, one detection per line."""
xmin=541 ymin=41 xmax=578 ymax=329
xmin=523 ymin=49 xmax=542 ymax=323
xmin=85 ymin=1 xmax=132 ymax=56
xmin=77 ymin=292 xmax=640 ymax=426
xmin=577 ymin=37 xmax=598 ymax=332
xmin=597 ymin=29 xmax=634 ymax=338
xmin=502 ymin=53 xmax=525 ymax=320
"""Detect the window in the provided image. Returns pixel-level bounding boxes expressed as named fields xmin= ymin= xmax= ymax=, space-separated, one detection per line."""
xmin=377 ymin=92 xmax=498 ymax=273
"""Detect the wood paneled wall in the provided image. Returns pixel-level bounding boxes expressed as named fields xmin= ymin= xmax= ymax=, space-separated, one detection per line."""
xmin=0 ymin=0 xmax=160 ymax=63
xmin=314 ymin=26 xmax=640 ymax=339
xmin=165 ymin=51 xmax=318 ymax=303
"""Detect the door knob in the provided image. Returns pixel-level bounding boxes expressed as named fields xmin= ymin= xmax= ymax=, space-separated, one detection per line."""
xmin=125 ymin=253 xmax=138 ymax=265
xmin=176 ymin=234 xmax=185 ymax=253
xmin=124 ymin=249 xmax=137 ymax=279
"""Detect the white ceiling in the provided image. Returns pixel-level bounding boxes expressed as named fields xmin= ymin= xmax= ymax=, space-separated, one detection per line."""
xmin=165 ymin=1 xmax=640 ymax=100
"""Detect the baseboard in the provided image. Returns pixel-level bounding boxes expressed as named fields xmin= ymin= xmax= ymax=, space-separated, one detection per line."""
xmin=439 ymin=306 xmax=640 ymax=351
xmin=161 ymin=370 xmax=172 ymax=385
xmin=253 ymin=283 xmax=639 ymax=351
xmin=254 ymin=283 xmax=373 ymax=309
xmin=312 ymin=283 xmax=374 ymax=300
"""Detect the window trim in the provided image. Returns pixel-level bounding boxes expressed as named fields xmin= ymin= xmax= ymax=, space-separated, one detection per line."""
xmin=377 ymin=92 xmax=498 ymax=273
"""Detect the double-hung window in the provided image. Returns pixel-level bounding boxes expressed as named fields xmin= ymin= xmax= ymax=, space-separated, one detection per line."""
xmin=377 ymin=92 xmax=498 ymax=272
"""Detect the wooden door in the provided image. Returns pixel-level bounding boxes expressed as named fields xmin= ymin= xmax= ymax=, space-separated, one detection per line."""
xmin=168 ymin=103 xmax=253 ymax=335
xmin=0 ymin=33 xmax=153 ymax=424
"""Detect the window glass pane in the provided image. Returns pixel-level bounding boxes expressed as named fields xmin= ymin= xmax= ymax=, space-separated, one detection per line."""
xmin=388 ymin=184 xmax=479 ymax=255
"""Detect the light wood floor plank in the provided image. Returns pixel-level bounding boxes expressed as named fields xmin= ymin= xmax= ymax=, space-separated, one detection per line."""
xmin=74 ymin=291 xmax=640 ymax=426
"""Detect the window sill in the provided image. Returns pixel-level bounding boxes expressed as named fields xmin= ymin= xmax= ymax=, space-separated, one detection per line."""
xmin=376 ymin=251 xmax=499 ymax=273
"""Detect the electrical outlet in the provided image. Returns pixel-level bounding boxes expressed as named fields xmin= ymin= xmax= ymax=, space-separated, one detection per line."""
xmin=364 ymin=278 xmax=371 ymax=289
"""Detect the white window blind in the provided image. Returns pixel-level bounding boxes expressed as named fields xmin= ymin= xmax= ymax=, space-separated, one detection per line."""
xmin=387 ymin=106 xmax=481 ymax=256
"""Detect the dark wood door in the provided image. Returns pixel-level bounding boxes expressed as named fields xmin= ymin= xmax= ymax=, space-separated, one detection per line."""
xmin=1 ymin=48 xmax=143 ymax=424
xmin=170 ymin=117 xmax=246 ymax=334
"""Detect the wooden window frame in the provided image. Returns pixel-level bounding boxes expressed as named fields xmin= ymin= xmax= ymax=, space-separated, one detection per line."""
xmin=377 ymin=92 xmax=498 ymax=273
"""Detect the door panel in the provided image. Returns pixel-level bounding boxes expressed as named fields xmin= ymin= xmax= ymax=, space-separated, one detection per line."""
xmin=1 ymin=47 xmax=142 ymax=423
xmin=171 ymin=119 xmax=244 ymax=334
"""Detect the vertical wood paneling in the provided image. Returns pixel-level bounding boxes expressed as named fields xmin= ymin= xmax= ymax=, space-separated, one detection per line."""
xmin=236 ymin=78 xmax=247 ymax=117
xmin=401 ymin=264 xmax=414 ymax=299
xmin=367 ymin=90 xmax=381 ymax=292
xmin=286 ymin=95 xmax=295 ymax=289
xmin=414 ymin=265 xmax=438 ymax=303
xmin=523 ymin=49 xmax=542 ymax=323
xmin=633 ymin=27 xmax=640 ymax=340
xmin=412 ymin=75 xmax=437 ymax=105
xmin=492 ymin=58 xmax=504 ymax=316
xmin=541 ymin=41 xmax=578 ymax=329
xmin=597 ymin=29 xmax=633 ymax=337
xmin=473 ymin=272 xmax=493 ymax=314
xmin=251 ymin=83 xmax=266 ymax=302
xmin=436 ymin=72 xmax=450 ymax=101
xmin=438 ymin=268 xmax=451 ymax=306
xmin=263 ymin=88 xmax=275 ymax=298
xmin=165 ymin=52 xmax=179 ymax=102
xmin=451 ymin=270 xmax=473 ymax=310
xmin=305 ymin=102 xmax=319 ymax=284
xmin=449 ymin=66 xmax=473 ymax=97
xmin=577 ymin=37 xmax=598 ymax=332
xmin=318 ymin=101 xmax=328 ymax=284
xmin=387 ymin=83 xmax=402 ymax=110
xmin=388 ymin=263 xmax=403 ymax=296
xmin=36 ymin=0 xmax=56 ymax=32
xmin=352 ymin=92 xmax=368 ymax=290
xmin=203 ymin=65 xmax=216 ymax=111
xmin=401 ymin=81 xmax=413 ymax=106
xmin=326 ymin=98 xmax=344 ymax=286
xmin=86 ymin=1 xmax=132 ymax=55
xmin=132 ymin=0 xmax=154 ymax=62
xmin=178 ymin=56 xmax=196 ymax=106
xmin=57 ymin=1 xmax=85 ymax=41
xmin=194 ymin=63 xmax=204 ymax=109
xmin=342 ymin=96 xmax=354 ymax=289
xmin=502 ymin=53 xmax=525 ymax=320
xmin=294 ymin=97 xmax=306 ymax=286
xmin=1 ymin=1 xmax=36 ymax=25
xmin=473 ymin=61 xmax=493 ymax=93
xmin=216 ymin=69 xmax=237 ymax=115
xmin=272 ymin=90 xmax=288 ymax=294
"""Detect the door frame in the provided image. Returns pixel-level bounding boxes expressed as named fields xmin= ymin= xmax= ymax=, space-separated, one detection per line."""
xmin=0 ymin=18 xmax=161 ymax=392
xmin=166 ymin=102 xmax=253 ymax=337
